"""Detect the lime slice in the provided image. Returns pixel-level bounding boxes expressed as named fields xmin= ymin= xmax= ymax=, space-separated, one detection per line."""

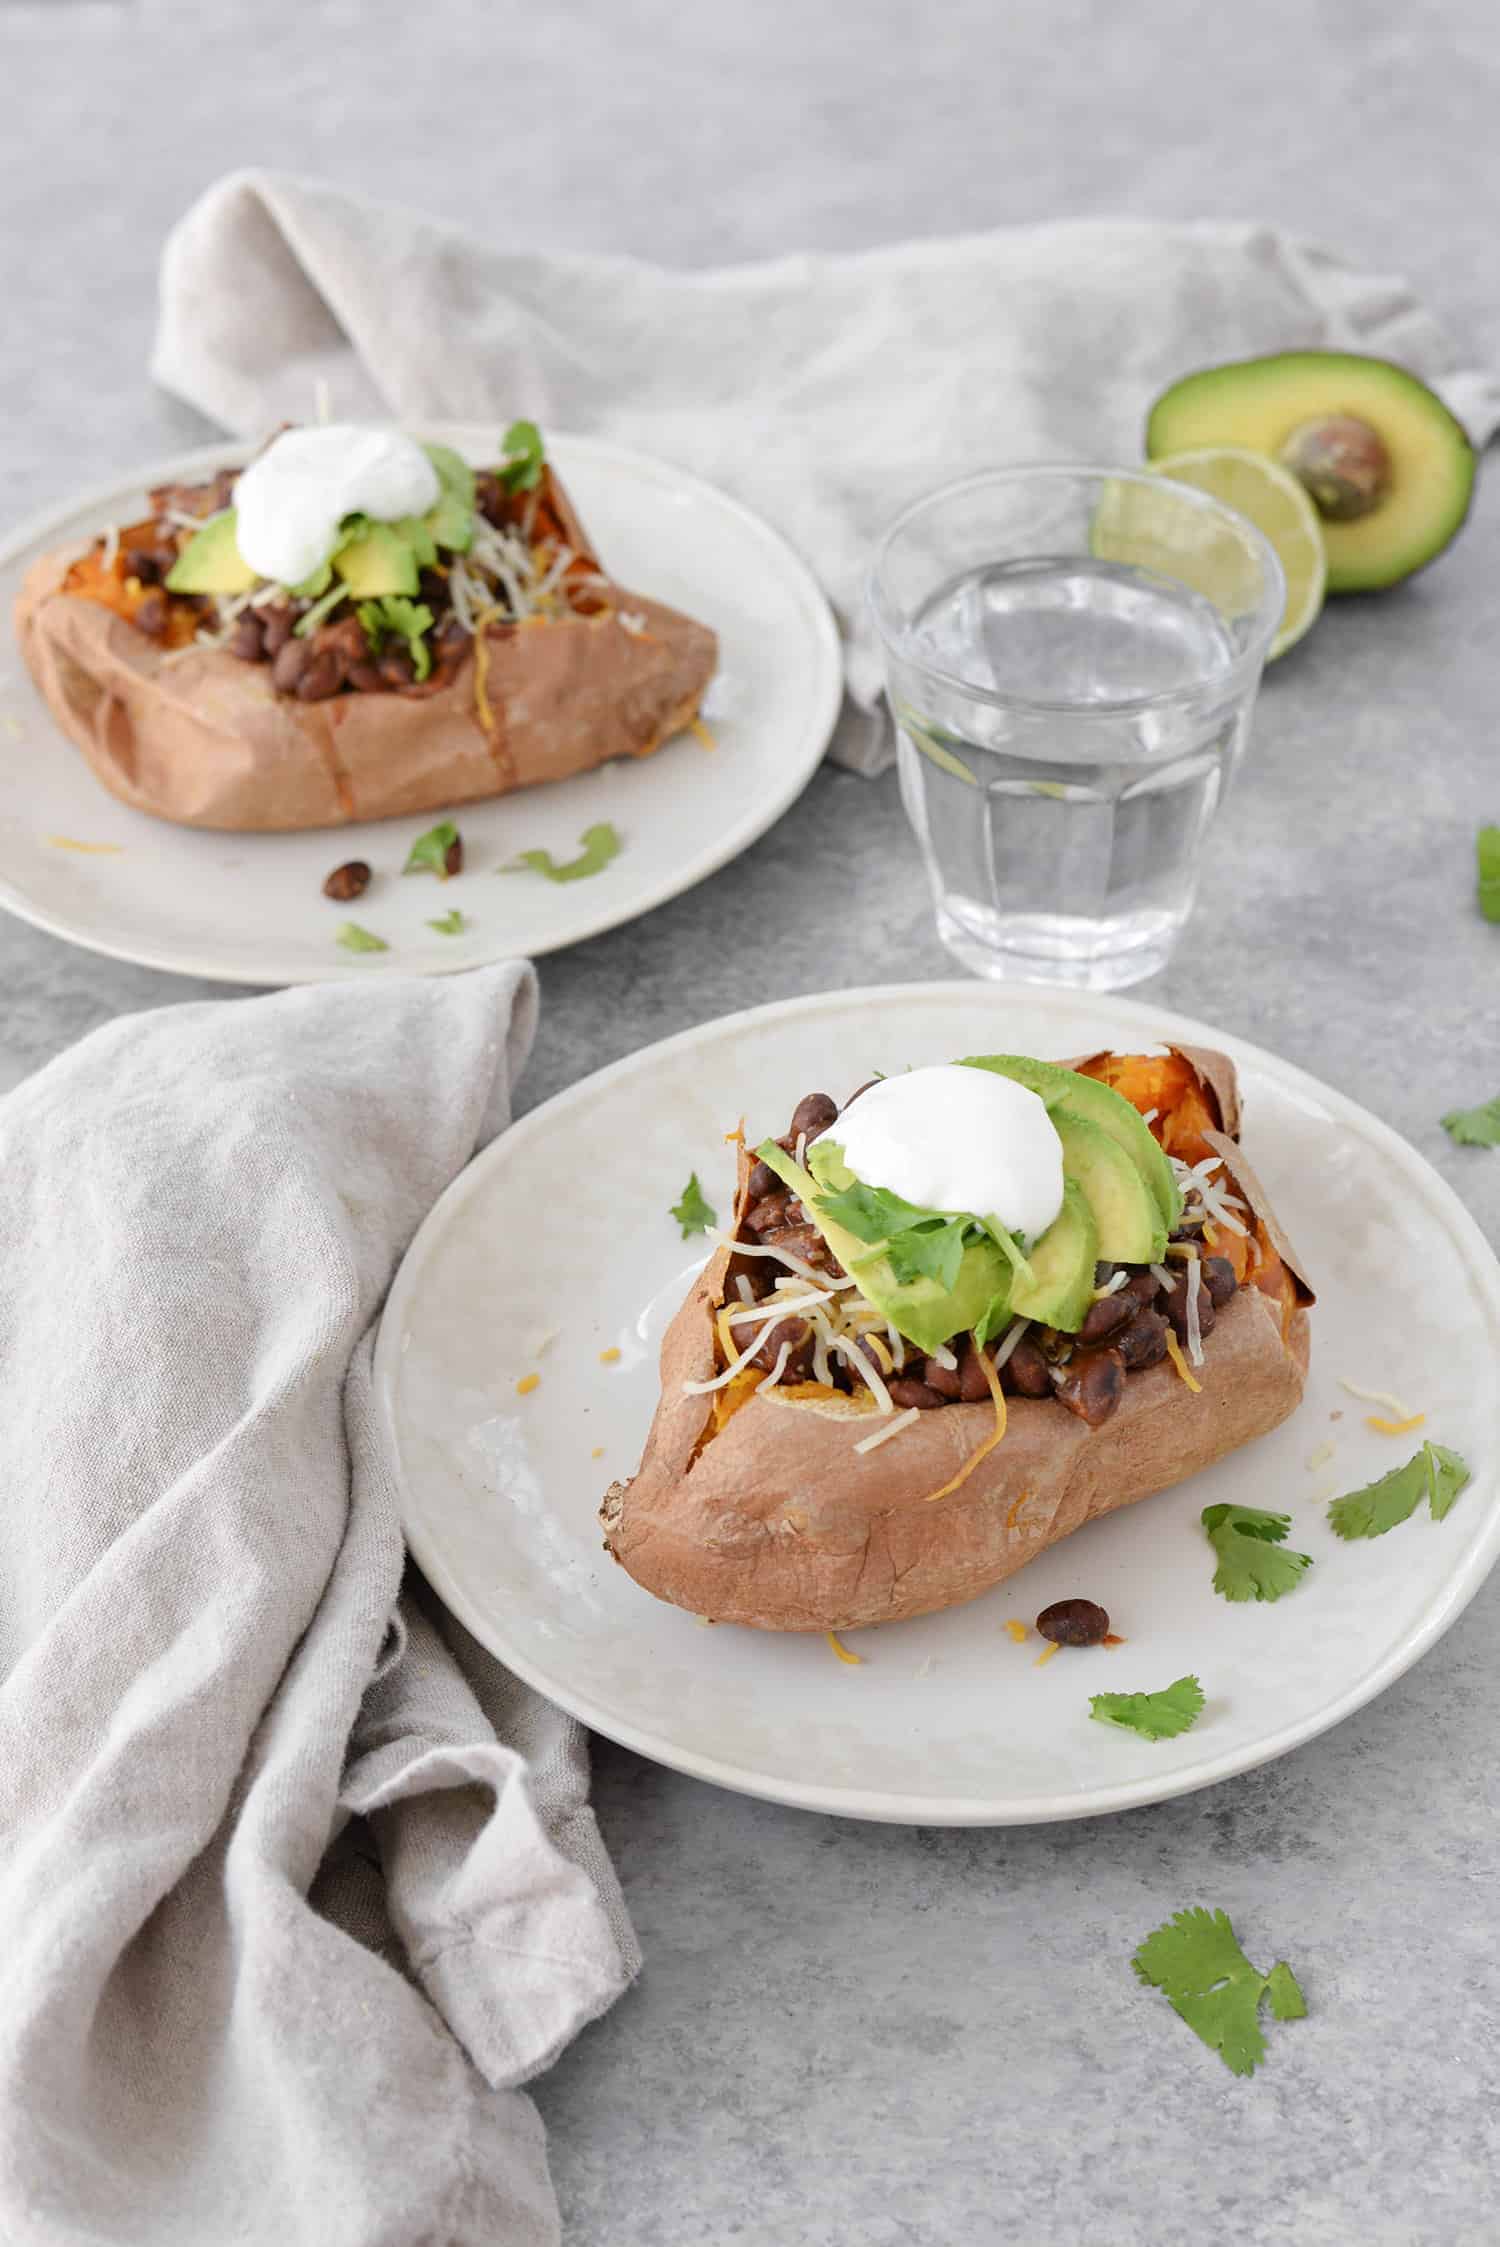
xmin=1148 ymin=447 xmax=1326 ymax=660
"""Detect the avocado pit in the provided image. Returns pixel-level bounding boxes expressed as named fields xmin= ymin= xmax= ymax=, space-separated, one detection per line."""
xmin=1277 ymin=414 xmax=1392 ymax=522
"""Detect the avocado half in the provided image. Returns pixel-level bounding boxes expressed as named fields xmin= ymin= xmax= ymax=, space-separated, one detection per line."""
xmin=1145 ymin=350 xmax=1475 ymax=593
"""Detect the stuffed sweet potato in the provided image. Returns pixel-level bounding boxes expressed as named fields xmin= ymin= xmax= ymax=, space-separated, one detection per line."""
xmin=15 ymin=423 xmax=717 ymax=832
xmin=601 ymin=1047 xmax=1313 ymax=1633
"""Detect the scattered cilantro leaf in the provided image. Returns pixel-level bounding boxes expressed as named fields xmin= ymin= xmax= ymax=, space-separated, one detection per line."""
xmin=501 ymin=823 xmax=622 ymax=883
xmin=1090 ymin=1675 xmax=1205 ymax=1742
xmin=1479 ymin=825 xmax=1500 ymax=924
xmin=1201 ymin=1503 xmax=1312 ymax=1604
xmin=1132 ymin=1907 xmax=1305 ymax=2078
xmin=404 ymin=820 xmax=460 ymax=878
xmin=358 ymin=595 xmax=434 ymax=681
xmin=884 ymin=1216 xmax=968 ymax=1292
xmin=427 ymin=909 xmax=468 ymax=935
xmin=670 ymin=1173 xmax=717 ymax=1239
xmin=335 ymin=921 xmax=388 ymax=954
xmin=1265 ymin=1962 xmax=1307 ymax=2022
xmin=499 ymin=419 xmax=546 ymax=493
xmin=1328 ymin=1440 xmax=1472 ymax=1540
xmin=1441 ymin=1095 xmax=1500 ymax=1147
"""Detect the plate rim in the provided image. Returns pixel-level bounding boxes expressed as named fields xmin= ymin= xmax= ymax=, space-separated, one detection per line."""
xmin=0 ymin=427 xmax=844 ymax=985
xmin=376 ymin=978 xmax=1500 ymax=1825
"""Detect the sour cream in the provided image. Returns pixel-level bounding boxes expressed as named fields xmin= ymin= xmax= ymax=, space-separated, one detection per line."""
xmin=834 ymin=1065 xmax=1064 ymax=1242
xmin=232 ymin=425 xmax=441 ymax=586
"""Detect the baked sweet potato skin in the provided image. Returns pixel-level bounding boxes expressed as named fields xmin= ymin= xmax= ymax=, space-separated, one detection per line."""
xmin=15 ymin=556 xmax=716 ymax=832
xmin=601 ymin=1045 xmax=1312 ymax=1633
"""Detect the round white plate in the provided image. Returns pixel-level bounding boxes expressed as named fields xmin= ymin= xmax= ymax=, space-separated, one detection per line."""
xmin=376 ymin=983 xmax=1500 ymax=1825
xmin=0 ymin=429 xmax=841 ymax=984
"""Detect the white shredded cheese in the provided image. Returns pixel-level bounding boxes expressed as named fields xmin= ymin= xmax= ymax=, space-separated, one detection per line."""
xmin=757 ymin=1339 xmax=795 ymax=1393
xmin=1093 ymin=1270 xmax=1129 ymax=1299
xmin=1338 ymin=1377 xmax=1416 ymax=1420
xmin=714 ymin=1235 xmax=858 ymax=1290
xmin=100 ymin=522 xmax=120 ymax=570
xmin=617 ymin=609 xmax=648 ymax=635
xmin=992 ymin=1318 xmax=1031 ymax=1371
xmin=1149 ymin=1263 xmax=1176 ymax=1291
xmin=832 ymin=1333 xmax=895 ymax=1414
xmin=886 ymin=1322 xmax=907 ymax=1368
xmin=1184 ymin=1255 xmax=1204 ymax=1367
xmin=725 ymin=1290 xmax=834 ymax=1328
xmin=929 ymin=1343 xmax=958 ymax=1371
xmin=1141 ymin=1107 xmax=1158 ymax=1125
xmin=853 ymin=1406 xmax=922 ymax=1455
xmin=1305 ymin=1439 xmax=1336 ymax=1471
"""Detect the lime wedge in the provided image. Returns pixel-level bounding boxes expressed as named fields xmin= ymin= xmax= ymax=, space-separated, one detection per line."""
xmin=1148 ymin=447 xmax=1326 ymax=660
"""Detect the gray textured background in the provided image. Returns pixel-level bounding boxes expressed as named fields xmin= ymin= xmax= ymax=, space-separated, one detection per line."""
xmin=5 ymin=4 xmax=1499 ymax=2242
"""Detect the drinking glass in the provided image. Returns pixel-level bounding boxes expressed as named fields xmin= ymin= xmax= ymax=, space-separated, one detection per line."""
xmin=867 ymin=465 xmax=1285 ymax=989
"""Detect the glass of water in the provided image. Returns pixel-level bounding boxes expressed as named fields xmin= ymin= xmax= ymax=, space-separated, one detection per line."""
xmin=868 ymin=466 xmax=1285 ymax=989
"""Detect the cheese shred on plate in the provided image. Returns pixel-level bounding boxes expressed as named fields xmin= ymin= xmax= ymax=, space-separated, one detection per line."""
xmin=826 ymin=1630 xmax=863 ymax=1666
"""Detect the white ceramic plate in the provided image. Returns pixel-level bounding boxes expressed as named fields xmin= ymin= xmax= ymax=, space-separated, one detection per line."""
xmin=0 ymin=429 xmax=841 ymax=984
xmin=376 ymin=983 xmax=1500 ymax=1825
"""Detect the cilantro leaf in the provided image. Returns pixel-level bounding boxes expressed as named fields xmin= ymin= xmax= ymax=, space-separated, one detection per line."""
xmin=403 ymin=820 xmax=461 ymax=878
xmin=811 ymin=1178 xmax=928 ymax=1246
xmin=1328 ymin=1440 xmax=1472 ymax=1539
xmin=427 ymin=909 xmax=468 ymax=935
xmin=1201 ymin=1503 xmax=1312 ymax=1604
xmin=1265 ymin=1962 xmax=1307 ymax=2022
xmin=1479 ymin=824 xmax=1500 ymax=924
xmin=501 ymin=823 xmax=622 ymax=884
xmin=357 ymin=596 xmax=435 ymax=681
xmin=670 ymin=1172 xmax=717 ymax=1239
xmin=884 ymin=1216 xmax=968 ymax=1292
xmin=499 ymin=419 xmax=546 ymax=493
xmin=1441 ymin=1094 xmax=1500 ymax=1147
xmin=1090 ymin=1675 xmax=1205 ymax=1742
xmin=1133 ymin=1907 xmax=1305 ymax=2078
xmin=335 ymin=921 xmax=388 ymax=954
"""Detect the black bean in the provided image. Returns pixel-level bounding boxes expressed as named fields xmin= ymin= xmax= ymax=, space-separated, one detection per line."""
xmin=1202 ymin=1255 xmax=1238 ymax=1309
xmin=741 ymin=1316 xmax=813 ymax=1378
xmin=1162 ymin=1266 xmax=1216 ymax=1343
xmin=295 ymin=651 xmax=343 ymax=702
xmin=843 ymin=1078 xmax=879 ymax=1108
xmin=789 ymin=1092 xmax=838 ymax=1142
xmin=764 ymin=1224 xmax=841 ymax=1275
xmin=887 ymin=1377 xmax=947 ymax=1411
xmin=271 ymin=637 xmax=310 ymax=693
xmin=746 ymin=1160 xmax=780 ymax=1202
xmin=1004 ymin=1337 xmax=1052 ymax=1399
xmin=317 ymin=615 xmax=369 ymax=670
xmin=745 ymin=1194 xmax=791 ymax=1237
xmin=1117 ymin=1306 xmax=1169 ymax=1371
xmin=134 ymin=587 xmax=169 ymax=639
xmin=322 ymin=860 xmax=371 ymax=903
xmin=379 ymin=648 xmax=416 ymax=689
xmin=1036 ymin=1597 xmax=1110 ymax=1648
xmin=260 ymin=605 xmax=294 ymax=657
xmin=1054 ymin=1348 xmax=1125 ymax=1427
xmin=443 ymin=832 xmax=464 ymax=878
xmin=123 ymin=547 xmax=162 ymax=585
xmin=957 ymin=1339 xmax=995 ymax=1402
xmin=1124 ymin=1269 xmax=1160 ymax=1304
xmin=922 ymin=1356 xmax=963 ymax=1399
xmin=227 ymin=613 xmax=266 ymax=662
xmin=1078 ymin=1290 xmax=1132 ymax=1345
xmin=347 ymin=661 xmax=383 ymax=693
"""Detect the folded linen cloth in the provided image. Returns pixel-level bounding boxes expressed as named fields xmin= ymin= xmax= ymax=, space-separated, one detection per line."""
xmin=153 ymin=170 xmax=1500 ymax=772
xmin=0 ymin=965 xmax=637 ymax=2247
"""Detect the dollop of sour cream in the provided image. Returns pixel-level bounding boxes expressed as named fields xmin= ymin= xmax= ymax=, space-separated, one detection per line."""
xmin=834 ymin=1065 xmax=1064 ymax=1243
xmin=232 ymin=425 xmax=441 ymax=586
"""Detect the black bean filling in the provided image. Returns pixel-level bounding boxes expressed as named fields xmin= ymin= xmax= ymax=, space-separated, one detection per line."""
xmin=731 ymin=1085 xmax=1239 ymax=1430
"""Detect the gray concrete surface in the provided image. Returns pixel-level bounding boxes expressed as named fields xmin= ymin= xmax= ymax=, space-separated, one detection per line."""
xmin=4 ymin=3 xmax=1500 ymax=2241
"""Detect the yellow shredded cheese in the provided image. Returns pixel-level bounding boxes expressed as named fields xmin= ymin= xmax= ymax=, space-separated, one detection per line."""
xmin=1164 ymin=1332 xmax=1202 ymax=1394
xmin=723 ymin=1117 xmax=746 ymax=1145
xmin=1004 ymin=1487 xmax=1034 ymax=1532
xmin=862 ymin=1332 xmax=893 ymax=1373
xmin=1203 ymin=1222 xmax=1219 ymax=1247
xmin=923 ymin=1335 xmax=1007 ymax=1502
xmin=1035 ymin=1641 xmax=1061 ymax=1668
xmin=826 ymin=1630 xmax=863 ymax=1666
xmin=1367 ymin=1411 xmax=1427 ymax=1436
xmin=591 ymin=1445 xmax=605 ymax=1459
xmin=690 ymin=717 xmax=716 ymax=752
xmin=46 ymin=835 xmax=124 ymax=855
xmin=1004 ymin=1619 xmax=1028 ymax=1644
xmin=515 ymin=1372 xmax=540 ymax=1396
xmin=598 ymin=1346 xmax=621 ymax=1364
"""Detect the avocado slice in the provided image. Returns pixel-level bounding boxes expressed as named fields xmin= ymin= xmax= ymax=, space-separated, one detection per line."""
xmin=961 ymin=1055 xmax=1181 ymax=1232
xmin=1008 ymin=1180 xmax=1097 ymax=1333
xmin=424 ymin=489 xmax=474 ymax=554
xmin=165 ymin=510 xmax=257 ymax=596
xmin=1145 ymin=351 xmax=1474 ymax=593
xmin=757 ymin=1141 xmax=1011 ymax=1357
xmin=391 ymin=514 xmax=439 ymax=570
xmin=333 ymin=521 xmax=420 ymax=598
xmin=1051 ymin=1107 xmax=1166 ymax=1264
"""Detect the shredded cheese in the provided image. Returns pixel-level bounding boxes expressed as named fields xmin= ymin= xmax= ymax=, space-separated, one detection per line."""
xmin=713 ymin=1234 xmax=857 ymax=1290
xmin=1184 ymin=1254 xmax=1205 ymax=1367
xmin=826 ymin=1631 xmax=863 ymax=1666
xmin=1164 ymin=1332 xmax=1202 ymax=1394
xmin=45 ymin=835 xmax=124 ymax=854
xmin=690 ymin=718 xmax=717 ymax=752
xmin=598 ymin=1346 xmax=621 ymax=1364
xmin=992 ymin=1318 xmax=1031 ymax=1371
xmin=515 ymin=1372 xmax=541 ymax=1397
xmin=923 ymin=1335 xmax=1007 ymax=1503
xmin=1149 ymin=1263 xmax=1176 ymax=1290
xmin=1004 ymin=1619 xmax=1029 ymax=1643
xmin=1035 ymin=1641 xmax=1061 ymax=1668
xmin=1203 ymin=1223 xmax=1219 ymax=1247
xmin=1305 ymin=1440 xmax=1336 ymax=1471
xmin=832 ymin=1332 xmax=895 ymax=1414
xmin=853 ymin=1405 xmax=922 ymax=1455
xmin=1003 ymin=1488 xmax=1033 ymax=1531
xmin=1339 ymin=1378 xmax=1417 ymax=1420
xmin=1367 ymin=1412 xmax=1427 ymax=1436
xmin=591 ymin=1445 xmax=605 ymax=1459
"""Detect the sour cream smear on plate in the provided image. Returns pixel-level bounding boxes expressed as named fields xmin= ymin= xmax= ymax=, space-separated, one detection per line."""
xmin=232 ymin=425 xmax=441 ymax=586
xmin=835 ymin=1065 xmax=1064 ymax=1241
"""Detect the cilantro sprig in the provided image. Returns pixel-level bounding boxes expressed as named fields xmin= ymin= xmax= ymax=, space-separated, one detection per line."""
xmin=1090 ymin=1675 xmax=1204 ymax=1742
xmin=1478 ymin=824 xmax=1500 ymax=924
xmin=404 ymin=820 xmax=462 ymax=878
xmin=670 ymin=1173 xmax=717 ymax=1239
xmin=1328 ymin=1441 xmax=1471 ymax=1540
xmin=811 ymin=1177 xmax=973 ymax=1291
xmin=499 ymin=419 xmax=546 ymax=493
xmin=1133 ymin=1908 xmax=1306 ymax=2077
xmin=1201 ymin=1503 xmax=1312 ymax=1604
xmin=1441 ymin=1094 xmax=1500 ymax=1147
xmin=358 ymin=596 xmax=434 ymax=681
xmin=427 ymin=909 xmax=468 ymax=936
xmin=501 ymin=823 xmax=622 ymax=884
xmin=335 ymin=921 xmax=388 ymax=954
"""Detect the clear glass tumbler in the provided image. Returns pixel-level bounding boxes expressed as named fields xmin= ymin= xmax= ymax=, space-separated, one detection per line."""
xmin=867 ymin=465 xmax=1285 ymax=989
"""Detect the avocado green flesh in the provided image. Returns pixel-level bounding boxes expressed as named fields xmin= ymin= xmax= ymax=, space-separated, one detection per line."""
xmin=334 ymin=521 xmax=420 ymax=598
xmin=164 ymin=510 xmax=257 ymax=596
xmin=1145 ymin=350 xmax=1475 ymax=593
xmin=1050 ymin=1107 xmax=1166 ymax=1264
xmin=425 ymin=490 xmax=475 ymax=553
xmin=961 ymin=1054 xmax=1181 ymax=1231
xmin=1008 ymin=1180 xmax=1097 ymax=1331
